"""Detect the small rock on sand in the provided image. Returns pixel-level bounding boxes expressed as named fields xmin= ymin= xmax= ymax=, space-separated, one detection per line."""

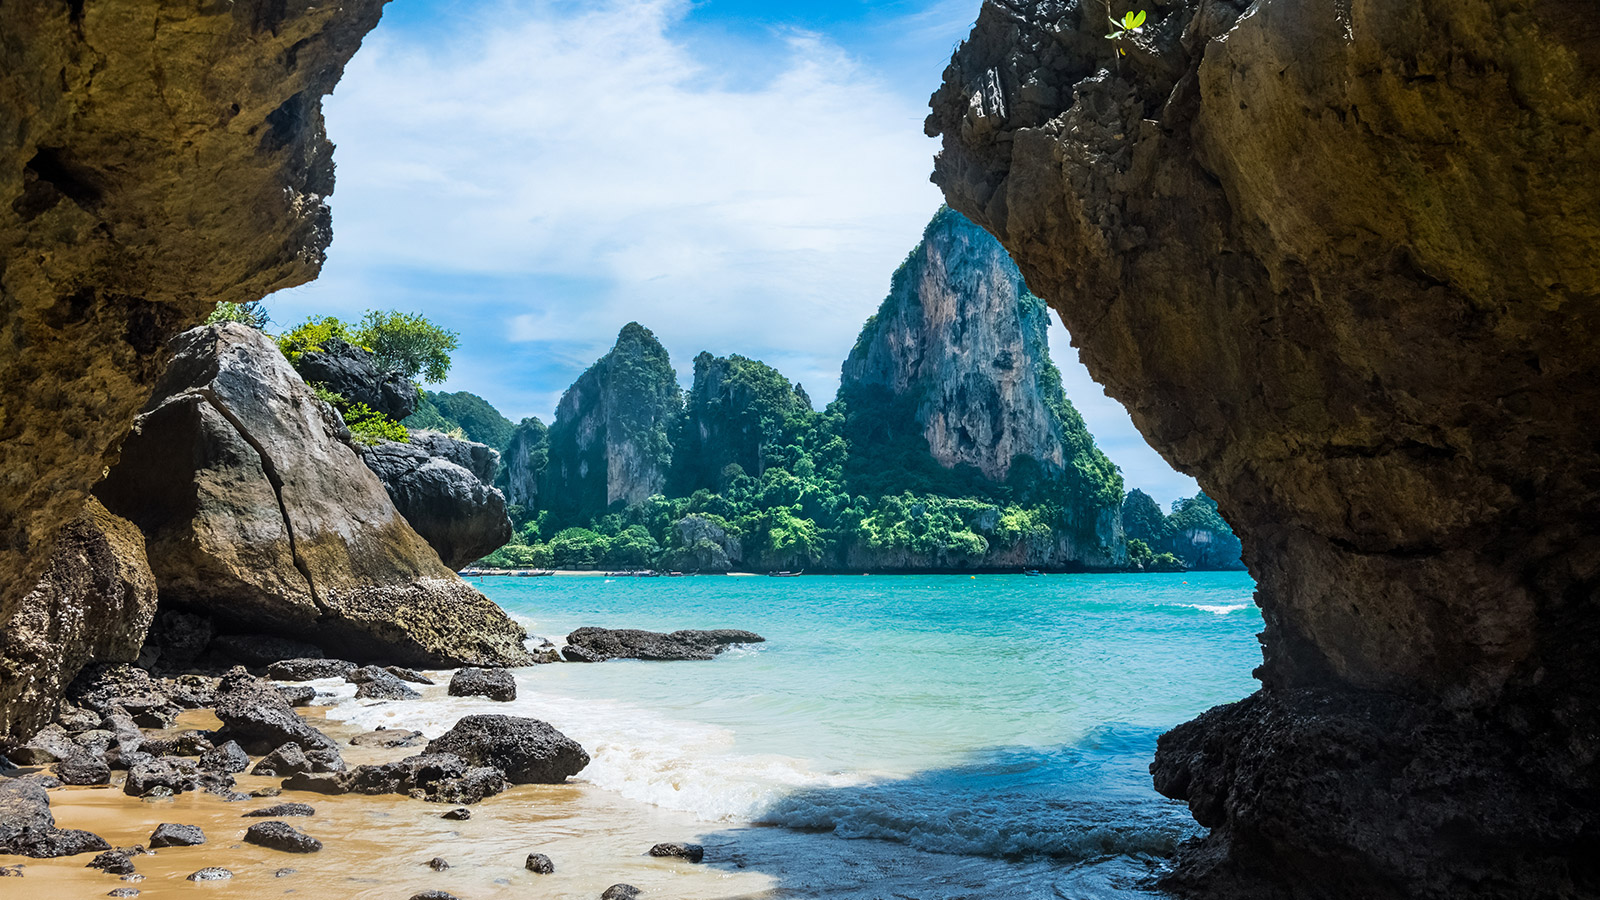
xmin=148 ymin=824 xmax=205 ymax=847
xmin=186 ymin=868 xmax=232 ymax=881
xmin=602 ymin=885 xmax=642 ymax=900
xmin=426 ymin=857 xmax=450 ymax=871
xmin=441 ymin=807 xmax=471 ymax=821
xmin=244 ymin=802 xmax=315 ymax=817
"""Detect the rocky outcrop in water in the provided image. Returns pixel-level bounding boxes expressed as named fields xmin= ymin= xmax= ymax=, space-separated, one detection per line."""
xmin=358 ymin=432 xmax=511 ymax=570
xmin=0 ymin=499 xmax=156 ymax=746
xmin=295 ymin=338 xmax=417 ymax=421
xmin=95 ymin=324 xmax=532 ymax=667
xmin=928 ymin=1 xmax=1600 ymax=896
xmin=542 ymin=324 xmax=682 ymax=519
xmin=0 ymin=0 xmax=385 ymax=667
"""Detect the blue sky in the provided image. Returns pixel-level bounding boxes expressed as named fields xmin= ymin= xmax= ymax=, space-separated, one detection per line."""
xmin=269 ymin=0 xmax=1199 ymax=505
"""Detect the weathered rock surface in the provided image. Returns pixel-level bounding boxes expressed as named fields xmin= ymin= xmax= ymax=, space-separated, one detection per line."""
xmin=95 ymin=324 xmax=532 ymax=667
xmin=602 ymin=885 xmax=641 ymax=900
xmin=294 ymin=338 xmax=417 ymax=421
xmin=266 ymin=658 xmax=356 ymax=682
xmin=198 ymin=741 xmax=250 ymax=775
xmin=927 ymin=1 xmax=1600 ymax=896
xmin=447 ymin=668 xmax=516 ymax=702
xmin=0 ymin=778 xmax=109 ymax=857
xmin=542 ymin=323 xmax=682 ymax=518
xmin=210 ymin=674 xmax=339 ymax=758
xmin=286 ymin=752 xmax=507 ymax=804
xmin=424 ymin=714 xmax=589 ymax=784
xmin=357 ymin=433 xmax=511 ymax=569
xmin=649 ymin=842 xmax=704 ymax=863
xmin=243 ymin=821 xmax=321 ymax=853
xmin=148 ymin=824 xmax=205 ymax=848
xmin=210 ymin=635 xmax=324 ymax=669
xmin=346 ymin=665 xmax=421 ymax=701
xmin=244 ymin=803 xmax=315 ymax=818
xmin=524 ymin=852 xmax=555 ymax=874
xmin=0 ymin=499 xmax=156 ymax=746
xmin=562 ymin=628 xmax=764 ymax=662
xmin=0 ymin=0 xmax=386 ymax=663
xmin=349 ymin=729 xmax=424 ymax=749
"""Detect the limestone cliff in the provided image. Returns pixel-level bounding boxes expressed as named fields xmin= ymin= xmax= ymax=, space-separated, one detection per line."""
xmin=838 ymin=207 xmax=1124 ymax=566
xmin=542 ymin=323 xmax=681 ymax=519
xmin=95 ymin=325 xmax=531 ymax=667
xmin=501 ymin=417 xmax=550 ymax=509
xmin=0 ymin=0 xmax=385 ymax=643
xmin=928 ymin=1 xmax=1600 ymax=896
xmin=672 ymin=352 xmax=813 ymax=493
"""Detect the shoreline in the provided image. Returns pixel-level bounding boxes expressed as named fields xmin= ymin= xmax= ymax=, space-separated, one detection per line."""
xmin=460 ymin=568 xmax=1234 ymax=578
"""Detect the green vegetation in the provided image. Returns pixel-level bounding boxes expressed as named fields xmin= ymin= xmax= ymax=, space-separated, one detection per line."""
xmin=354 ymin=310 xmax=459 ymax=384
xmin=406 ymin=391 xmax=517 ymax=450
xmin=1105 ymin=8 xmax=1147 ymax=56
xmin=307 ymin=384 xmax=410 ymax=446
xmin=1121 ymin=488 xmax=1243 ymax=571
xmin=275 ymin=310 xmax=458 ymax=384
xmin=206 ymin=301 xmax=269 ymax=329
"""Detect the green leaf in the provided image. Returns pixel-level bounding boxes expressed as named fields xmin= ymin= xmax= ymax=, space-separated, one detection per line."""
xmin=1122 ymin=10 xmax=1138 ymax=27
xmin=1133 ymin=9 xmax=1147 ymax=27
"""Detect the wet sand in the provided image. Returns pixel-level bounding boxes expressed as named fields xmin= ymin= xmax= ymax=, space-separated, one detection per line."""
xmin=5 ymin=705 xmax=777 ymax=900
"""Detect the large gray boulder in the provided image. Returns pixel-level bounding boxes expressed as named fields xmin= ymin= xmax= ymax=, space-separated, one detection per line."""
xmin=95 ymin=325 xmax=531 ymax=667
xmin=295 ymin=338 xmax=417 ymax=420
xmin=357 ymin=433 xmax=511 ymax=570
xmin=561 ymin=627 xmax=764 ymax=662
xmin=0 ymin=498 xmax=157 ymax=746
xmin=424 ymin=714 xmax=588 ymax=785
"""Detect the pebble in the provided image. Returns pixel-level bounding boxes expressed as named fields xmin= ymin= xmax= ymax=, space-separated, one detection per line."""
xmin=524 ymin=852 xmax=555 ymax=874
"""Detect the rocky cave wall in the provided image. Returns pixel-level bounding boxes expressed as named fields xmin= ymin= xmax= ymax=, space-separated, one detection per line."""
xmin=928 ymin=0 xmax=1600 ymax=897
xmin=0 ymin=0 xmax=386 ymax=634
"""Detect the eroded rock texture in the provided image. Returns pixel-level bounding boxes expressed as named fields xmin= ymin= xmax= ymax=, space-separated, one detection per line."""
xmin=95 ymin=325 xmax=531 ymax=667
xmin=928 ymin=1 xmax=1600 ymax=897
xmin=0 ymin=0 xmax=386 ymax=646
xmin=0 ymin=498 xmax=156 ymax=745
xmin=359 ymin=431 xmax=512 ymax=569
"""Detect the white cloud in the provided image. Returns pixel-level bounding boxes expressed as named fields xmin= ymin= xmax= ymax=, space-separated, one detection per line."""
xmin=284 ymin=0 xmax=944 ymax=408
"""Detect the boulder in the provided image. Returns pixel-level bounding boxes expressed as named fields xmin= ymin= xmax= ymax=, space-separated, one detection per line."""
xmin=243 ymin=821 xmax=321 ymax=853
xmin=136 ymin=610 xmax=214 ymax=673
xmin=94 ymin=325 xmax=533 ymax=668
xmin=426 ymin=857 xmax=450 ymax=871
xmin=86 ymin=850 xmax=138 ymax=875
xmin=55 ymin=753 xmax=112 ymax=786
xmin=10 ymin=724 xmax=78 ymax=765
xmin=294 ymin=338 xmax=417 ymax=421
xmin=385 ymin=666 xmax=434 ymax=685
xmin=424 ymin=715 xmax=588 ymax=785
xmin=346 ymin=666 xmax=420 ymax=701
xmin=357 ymin=434 xmax=512 ymax=570
xmin=447 ymin=668 xmax=516 ymax=702
xmin=138 ymin=731 xmax=214 ymax=757
xmin=148 ymin=824 xmax=205 ymax=848
xmin=562 ymin=628 xmax=764 ymax=662
xmin=602 ymin=885 xmax=641 ymax=900
xmin=123 ymin=757 xmax=202 ymax=797
xmin=295 ymin=752 xmax=507 ymax=804
xmin=210 ymin=676 xmax=340 ymax=757
xmin=648 ymin=842 xmax=704 ymax=863
xmin=0 ymin=779 xmax=110 ymax=858
xmin=441 ymin=808 xmax=471 ymax=821
xmin=251 ymin=744 xmax=316 ymax=777
xmin=198 ymin=741 xmax=250 ymax=774
xmin=266 ymin=658 xmax=357 ymax=682
xmin=0 ymin=499 xmax=156 ymax=745
xmin=275 ymin=685 xmax=316 ymax=707
xmin=186 ymin=868 xmax=232 ymax=882
xmin=410 ymin=892 xmax=459 ymax=900
xmin=524 ymin=852 xmax=554 ymax=874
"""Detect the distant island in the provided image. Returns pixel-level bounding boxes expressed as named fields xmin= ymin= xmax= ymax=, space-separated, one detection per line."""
xmin=408 ymin=209 xmax=1243 ymax=574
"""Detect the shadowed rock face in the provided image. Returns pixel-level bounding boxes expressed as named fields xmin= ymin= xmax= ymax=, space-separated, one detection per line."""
xmin=0 ymin=498 xmax=156 ymax=745
xmin=359 ymin=432 xmax=512 ymax=570
xmin=928 ymin=1 xmax=1600 ymax=897
xmin=0 ymin=0 xmax=387 ymax=653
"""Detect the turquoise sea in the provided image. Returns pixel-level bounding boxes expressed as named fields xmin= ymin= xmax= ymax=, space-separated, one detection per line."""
xmin=404 ymin=571 xmax=1263 ymax=898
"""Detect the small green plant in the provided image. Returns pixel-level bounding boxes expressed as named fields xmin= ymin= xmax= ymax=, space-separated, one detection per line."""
xmin=309 ymin=384 xmax=348 ymax=409
xmin=1105 ymin=8 xmax=1147 ymax=56
xmin=206 ymin=301 xmax=270 ymax=329
xmin=343 ymin=402 xmax=409 ymax=446
xmin=276 ymin=315 xmax=360 ymax=366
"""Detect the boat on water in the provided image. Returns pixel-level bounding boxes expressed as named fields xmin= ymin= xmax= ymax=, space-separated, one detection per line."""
xmin=767 ymin=570 xmax=804 ymax=577
xmin=1023 ymin=569 xmax=1044 ymax=577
